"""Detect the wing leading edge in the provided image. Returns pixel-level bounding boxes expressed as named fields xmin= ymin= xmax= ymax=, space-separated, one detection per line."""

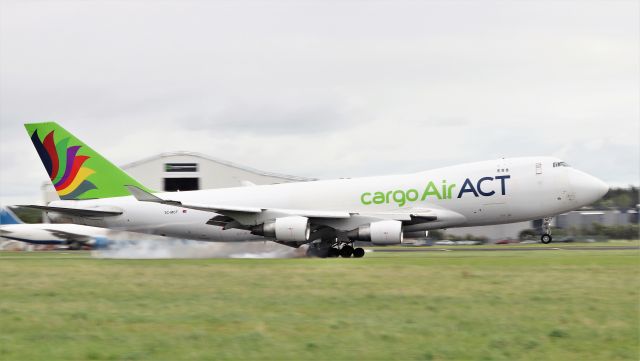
xmin=123 ymin=185 xmax=463 ymax=231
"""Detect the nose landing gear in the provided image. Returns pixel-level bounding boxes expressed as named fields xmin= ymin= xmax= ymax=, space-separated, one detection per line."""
xmin=541 ymin=217 xmax=553 ymax=244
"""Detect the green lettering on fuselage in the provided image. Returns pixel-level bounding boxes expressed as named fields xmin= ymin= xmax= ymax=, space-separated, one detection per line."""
xmin=357 ymin=175 xmax=514 ymax=207
xmin=421 ymin=181 xmax=442 ymax=200
xmin=359 ymin=182 xmax=458 ymax=206
xmin=392 ymin=190 xmax=406 ymax=206
xmin=406 ymin=189 xmax=419 ymax=201
xmin=373 ymin=192 xmax=385 ymax=204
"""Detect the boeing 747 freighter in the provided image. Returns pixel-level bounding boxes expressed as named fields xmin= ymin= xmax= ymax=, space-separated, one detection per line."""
xmin=21 ymin=122 xmax=608 ymax=257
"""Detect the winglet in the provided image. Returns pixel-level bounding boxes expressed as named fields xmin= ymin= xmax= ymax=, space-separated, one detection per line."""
xmin=125 ymin=185 xmax=182 ymax=206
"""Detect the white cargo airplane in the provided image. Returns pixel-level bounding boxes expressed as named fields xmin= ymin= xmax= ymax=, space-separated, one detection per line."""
xmin=0 ymin=206 xmax=112 ymax=249
xmin=21 ymin=122 xmax=609 ymax=257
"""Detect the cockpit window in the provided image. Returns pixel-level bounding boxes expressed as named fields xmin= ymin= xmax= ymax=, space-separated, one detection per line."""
xmin=553 ymin=161 xmax=570 ymax=168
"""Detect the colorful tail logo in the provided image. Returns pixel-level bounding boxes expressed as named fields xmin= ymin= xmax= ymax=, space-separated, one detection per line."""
xmin=30 ymin=129 xmax=97 ymax=200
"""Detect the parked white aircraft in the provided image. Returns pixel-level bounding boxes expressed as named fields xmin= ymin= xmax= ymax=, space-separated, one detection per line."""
xmin=21 ymin=122 xmax=608 ymax=257
xmin=0 ymin=206 xmax=112 ymax=249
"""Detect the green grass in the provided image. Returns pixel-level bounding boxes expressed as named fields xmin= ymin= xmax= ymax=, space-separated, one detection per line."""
xmin=370 ymin=239 xmax=640 ymax=251
xmin=0 ymin=249 xmax=638 ymax=360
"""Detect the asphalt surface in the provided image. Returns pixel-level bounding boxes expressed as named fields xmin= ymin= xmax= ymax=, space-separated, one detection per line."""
xmin=372 ymin=246 xmax=640 ymax=252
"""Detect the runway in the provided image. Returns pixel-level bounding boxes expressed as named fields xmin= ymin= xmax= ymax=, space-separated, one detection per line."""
xmin=372 ymin=246 xmax=640 ymax=252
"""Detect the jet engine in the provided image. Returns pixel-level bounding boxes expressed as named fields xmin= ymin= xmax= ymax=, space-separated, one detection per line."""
xmin=89 ymin=236 xmax=112 ymax=250
xmin=347 ymin=220 xmax=403 ymax=245
xmin=251 ymin=216 xmax=311 ymax=242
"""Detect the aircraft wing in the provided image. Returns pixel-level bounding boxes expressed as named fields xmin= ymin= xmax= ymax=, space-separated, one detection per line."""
xmin=124 ymin=185 xmax=460 ymax=230
xmin=181 ymin=203 xmax=352 ymax=219
xmin=42 ymin=228 xmax=93 ymax=242
xmin=126 ymin=185 xmax=352 ymax=218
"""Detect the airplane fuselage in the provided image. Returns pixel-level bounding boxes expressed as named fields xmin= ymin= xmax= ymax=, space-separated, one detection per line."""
xmin=0 ymin=223 xmax=110 ymax=246
xmin=46 ymin=157 xmax=608 ymax=242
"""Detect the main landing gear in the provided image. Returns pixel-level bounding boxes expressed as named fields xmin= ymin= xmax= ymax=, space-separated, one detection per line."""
xmin=328 ymin=243 xmax=365 ymax=258
xmin=307 ymin=237 xmax=365 ymax=258
xmin=540 ymin=217 xmax=553 ymax=244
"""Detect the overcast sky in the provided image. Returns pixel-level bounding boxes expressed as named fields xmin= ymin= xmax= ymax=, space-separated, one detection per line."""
xmin=1 ymin=0 xmax=638 ymax=205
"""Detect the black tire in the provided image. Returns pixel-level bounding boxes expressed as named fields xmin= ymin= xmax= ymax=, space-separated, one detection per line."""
xmin=352 ymin=247 xmax=365 ymax=258
xmin=340 ymin=245 xmax=354 ymax=258
xmin=328 ymin=247 xmax=340 ymax=257
xmin=541 ymin=234 xmax=552 ymax=244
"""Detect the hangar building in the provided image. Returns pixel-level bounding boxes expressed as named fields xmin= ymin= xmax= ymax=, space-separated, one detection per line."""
xmin=43 ymin=151 xmax=314 ymax=203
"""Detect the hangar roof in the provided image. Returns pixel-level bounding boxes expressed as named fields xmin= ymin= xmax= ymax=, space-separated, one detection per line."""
xmin=120 ymin=151 xmax=315 ymax=182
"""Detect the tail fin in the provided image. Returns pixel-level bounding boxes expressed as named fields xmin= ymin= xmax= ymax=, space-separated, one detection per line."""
xmin=24 ymin=122 xmax=153 ymax=200
xmin=0 ymin=207 xmax=23 ymax=224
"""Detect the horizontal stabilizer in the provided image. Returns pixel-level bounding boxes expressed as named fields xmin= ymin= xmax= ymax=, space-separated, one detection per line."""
xmin=18 ymin=205 xmax=123 ymax=217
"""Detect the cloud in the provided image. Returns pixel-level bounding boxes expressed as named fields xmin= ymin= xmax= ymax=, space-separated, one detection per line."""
xmin=0 ymin=0 xmax=638 ymax=204
xmin=179 ymin=97 xmax=359 ymax=135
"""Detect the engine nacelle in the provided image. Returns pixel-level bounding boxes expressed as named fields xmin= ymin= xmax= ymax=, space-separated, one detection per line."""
xmin=347 ymin=220 xmax=404 ymax=245
xmin=252 ymin=216 xmax=311 ymax=242
xmin=89 ymin=236 xmax=112 ymax=250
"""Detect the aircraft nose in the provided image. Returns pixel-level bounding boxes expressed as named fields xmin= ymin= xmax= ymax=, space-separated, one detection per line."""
xmin=592 ymin=176 xmax=609 ymax=199
xmin=570 ymin=171 xmax=609 ymax=205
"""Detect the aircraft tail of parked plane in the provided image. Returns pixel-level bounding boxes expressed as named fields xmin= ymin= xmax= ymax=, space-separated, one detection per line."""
xmin=0 ymin=206 xmax=113 ymax=249
xmin=0 ymin=207 xmax=23 ymax=225
xmin=24 ymin=122 xmax=153 ymax=200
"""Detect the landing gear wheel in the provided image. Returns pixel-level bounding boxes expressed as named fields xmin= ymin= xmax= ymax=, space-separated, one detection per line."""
xmin=352 ymin=247 xmax=365 ymax=258
xmin=328 ymin=247 xmax=340 ymax=257
xmin=541 ymin=217 xmax=553 ymax=244
xmin=340 ymin=245 xmax=354 ymax=258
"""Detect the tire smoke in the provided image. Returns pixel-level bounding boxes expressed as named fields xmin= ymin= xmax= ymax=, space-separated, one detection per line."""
xmin=92 ymin=236 xmax=308 ymax=259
